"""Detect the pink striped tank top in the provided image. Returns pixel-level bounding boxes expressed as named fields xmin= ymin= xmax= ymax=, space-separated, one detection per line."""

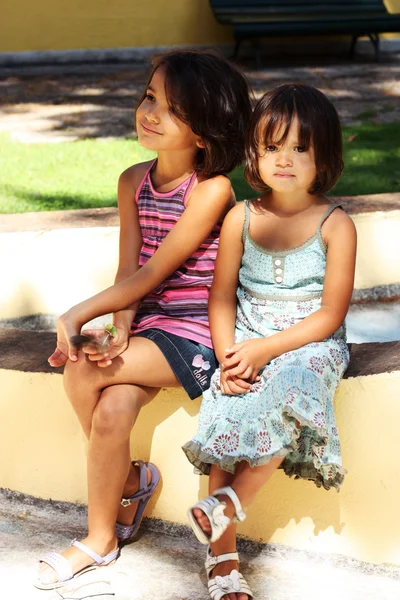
xmin=130 ymin=160 xmax=221 ymax=348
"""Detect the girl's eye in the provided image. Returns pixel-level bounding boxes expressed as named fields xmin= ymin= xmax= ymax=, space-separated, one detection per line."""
xmin=266 ymin=145 xmax=277 ymax=152
xmin=145 ymin=92 xmax=155 ymax=102
xmin=295 ymin=146 xmax=305 ymax=153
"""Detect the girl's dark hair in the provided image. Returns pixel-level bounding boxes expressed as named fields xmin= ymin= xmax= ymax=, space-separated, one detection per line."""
xmin=137 ymin=49 xmax=252 ymax=178
xmin=245 ymin=83 xmax=344 ymax=195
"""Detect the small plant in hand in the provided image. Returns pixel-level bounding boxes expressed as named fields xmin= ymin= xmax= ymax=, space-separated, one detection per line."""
xmin=70 ymin=324 xmax=118 ymax=352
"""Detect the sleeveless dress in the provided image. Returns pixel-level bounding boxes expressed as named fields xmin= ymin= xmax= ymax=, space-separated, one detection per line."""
xmin=130 ymin=160 xmax=220 ymax=400
xmin=131 ymin=160 xmax=220 ymax=348
xmin=183 ymin=201 xmax=349 ymax=490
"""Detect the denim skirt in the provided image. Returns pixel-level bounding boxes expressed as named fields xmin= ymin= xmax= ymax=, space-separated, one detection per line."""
xmin=134 ymin=328 xmax=217 ymax=400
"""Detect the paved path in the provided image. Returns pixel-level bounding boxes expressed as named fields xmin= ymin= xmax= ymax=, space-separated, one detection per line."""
xmin=0 ymin=53 xmax=400 ymax=142
xmin=1 ymin=490 xmax=400 ymax=600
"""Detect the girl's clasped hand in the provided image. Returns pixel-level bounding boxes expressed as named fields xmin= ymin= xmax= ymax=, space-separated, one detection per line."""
xmin=220 ymin=340 xmax=267 ymax=394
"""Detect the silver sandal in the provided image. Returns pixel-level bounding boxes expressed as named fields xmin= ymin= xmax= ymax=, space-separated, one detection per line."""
xmin=205 ymin=546 xmax=253 ymax=600
xmin=187 ymin=486 xmax=246 ymax=544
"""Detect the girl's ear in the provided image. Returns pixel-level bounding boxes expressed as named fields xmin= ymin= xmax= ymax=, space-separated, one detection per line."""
xmin=196 ymin=138 xmax=206 ymax=149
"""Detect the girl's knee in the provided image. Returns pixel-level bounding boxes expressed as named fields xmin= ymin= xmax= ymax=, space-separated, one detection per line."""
xmin=63 ymin=355 xmax=98 ymax=394
xmin=92 ymin=388 xmax=141 ymax=437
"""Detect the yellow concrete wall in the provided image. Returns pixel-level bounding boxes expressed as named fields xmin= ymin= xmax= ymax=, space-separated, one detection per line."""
xmin=1 ymin=367 xmax=399 ymax=566
xmin=0 ymin=0 xmax=232 ymax=53
xmin=1 ymin=211 xmax=399 ymax=320
xmin=2 ymin=1 xmax=399 ymax=54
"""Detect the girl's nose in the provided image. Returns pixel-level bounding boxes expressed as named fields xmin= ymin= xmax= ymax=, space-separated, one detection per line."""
xmin=145 ymin=107 xmax=159 ymax=124
xmin=276 ymin=152 xmax=292 ymax=167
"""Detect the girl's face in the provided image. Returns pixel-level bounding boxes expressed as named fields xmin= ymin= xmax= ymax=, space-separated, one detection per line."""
xmin=136 ymin=68 xmax=202 ymax=154
xmin=257 ymin=117 xmax=317 ymax=194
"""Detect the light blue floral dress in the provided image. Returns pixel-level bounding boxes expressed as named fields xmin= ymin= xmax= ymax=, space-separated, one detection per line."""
xmin=182 ymin=201 xmax=349 ymax=491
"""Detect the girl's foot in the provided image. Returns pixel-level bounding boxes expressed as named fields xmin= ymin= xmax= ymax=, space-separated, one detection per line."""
xmin=211 ymin=559 xmax=249 ymax=600
xmin=37 ymin=535 xmax=118 ymax=586
xmin=192 ymin=492 xmax=236 ymax=536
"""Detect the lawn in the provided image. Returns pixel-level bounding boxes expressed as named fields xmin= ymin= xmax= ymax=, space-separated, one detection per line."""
xmin=1 ymin=122 xmax=399 ymax=213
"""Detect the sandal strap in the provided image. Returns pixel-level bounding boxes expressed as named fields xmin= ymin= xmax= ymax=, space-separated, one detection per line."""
xmin=120 ymin=460 xmax=150 ymax=507
xmin=213 ymin=486 xmax=246 ymax=522
xmin=70 ymin=540 xmax=119 ymax=565
xmin=136 ymin=460 xmax=148 ymax=492
xmin=205 ymin=546 xmax=239 ymax=577
xmin=38 ymin=552 xmax=73 ymax=583
xmin=71 ymin=540 xmax=104 ymax=564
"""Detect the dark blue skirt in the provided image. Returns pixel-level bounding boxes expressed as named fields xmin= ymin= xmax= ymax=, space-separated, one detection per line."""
xmin=134 ymin=328 xmax=217 ymax=400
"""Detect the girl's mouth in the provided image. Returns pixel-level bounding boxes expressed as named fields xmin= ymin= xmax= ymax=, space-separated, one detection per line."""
xmin=141 ymin=123 xmax=162 ymax=135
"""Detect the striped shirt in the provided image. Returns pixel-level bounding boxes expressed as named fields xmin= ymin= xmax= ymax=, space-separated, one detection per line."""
xmin=130 ymin=160 xmax=221 ymax=348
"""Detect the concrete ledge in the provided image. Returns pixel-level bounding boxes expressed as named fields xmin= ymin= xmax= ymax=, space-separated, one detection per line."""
xmin=1 ymin=193 xmax=398 ymax=234
xmin=1 ymin=328 xmax=400 ymax=566
xmin=1 ymin=327 xmax=399 ymax=378
xmin=1 ymin=197 xmax=399 ymax=319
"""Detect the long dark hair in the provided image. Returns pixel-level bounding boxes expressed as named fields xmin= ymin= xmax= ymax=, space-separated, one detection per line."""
xmin=137 ymin=49 xmax=252 ymax=178
xmin=245 ymin=83 xmax=344 ymax=194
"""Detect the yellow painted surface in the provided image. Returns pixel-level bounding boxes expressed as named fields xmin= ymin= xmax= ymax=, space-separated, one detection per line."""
xmin=384 ymin=0 xmax=400 ymax=13
xmin=353 ymin=210 xmax=400 ymax=290
xmin=1 ymin=211 xmax=399 ymax=320
xmin=1 ymin=368 xmax=399 ymax=566
xmin=0 ymin=227 xmax=119 ymax=319
xmin=1 ymin=0 xmax=231 ymax=53
xmin=1 ymin=0 xmax=399 ymax=53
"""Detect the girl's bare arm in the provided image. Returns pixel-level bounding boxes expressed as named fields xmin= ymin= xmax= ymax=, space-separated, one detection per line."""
xmin=208 ymin=203 xmax=252 ymax=393
xmin=57 ymin=176 xmax=234 ymax=360
xmin=48 ymin=162 xmax=150 ymax=367
xmin=111 ymin=164 xmax=147 ymax=332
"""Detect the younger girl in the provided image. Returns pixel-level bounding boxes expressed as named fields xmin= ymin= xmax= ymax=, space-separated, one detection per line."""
xmin=183 ymin=84 xmax=356 ymax=600
xmin=35 ymin=50 xmax=252 ymax=589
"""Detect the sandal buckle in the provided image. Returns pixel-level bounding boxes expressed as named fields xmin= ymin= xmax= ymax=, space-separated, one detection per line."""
xmin=120 ymin=498 xmax=131 ymax=507
xmin=207 ymin=556 xmax=218 ymax=567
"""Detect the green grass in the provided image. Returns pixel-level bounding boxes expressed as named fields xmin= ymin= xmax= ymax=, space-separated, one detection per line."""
xmin=1 ymin=122 xmax=399 ymax=213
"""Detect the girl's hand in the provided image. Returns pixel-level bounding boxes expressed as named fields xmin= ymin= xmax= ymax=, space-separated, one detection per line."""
xmin=48 ymin=313 xmax=80 ymax=367
xmin=222 ymin=338 xmax=272 ymax=382
xmin=81 ymin=326 xmax=129 ymax=367
xmin=220 ymin=368 xmax=253 ymax=396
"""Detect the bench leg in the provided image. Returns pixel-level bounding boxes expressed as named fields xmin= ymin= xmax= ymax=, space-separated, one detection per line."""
xmin=349 ymin=34 xmax=358 ymax=59
xmin=232 ymin=38 xmax=243 ymax=61
xmin=251 ymin=39 xmax=262 ymax=69
xmin=368 ymin=33 xmax=380 ymax=61
xmin=350 ymin=33 xmax=380 ymax=61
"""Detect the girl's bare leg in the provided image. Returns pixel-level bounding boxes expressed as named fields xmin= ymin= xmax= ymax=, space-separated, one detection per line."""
xmin=39 ymin=337 xmax=180 ymax=584
xmin=193 ymin=459 xmax=284 ymax=600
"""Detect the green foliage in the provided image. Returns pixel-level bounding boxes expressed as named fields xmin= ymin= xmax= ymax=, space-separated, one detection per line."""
xmin=1 ymin=122 xmax=399 ymax=214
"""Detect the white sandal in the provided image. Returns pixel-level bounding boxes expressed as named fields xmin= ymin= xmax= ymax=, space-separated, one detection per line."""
xmin=33 ymin=539 xmax=120 ymax=590
xmin=205 ymin=546 xmax=253 ymax=600
xmin=187 ymin=486 xmax=246 ymax=544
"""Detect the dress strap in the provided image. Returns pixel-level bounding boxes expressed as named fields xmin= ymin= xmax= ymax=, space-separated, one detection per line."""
xmin=135 ymin=159 xmax=157 ymax=204
xmin=183 ymin=170 xmax=198 ymax=207
xmin=318 ymin=203 xmax=342 ymax=229
xmin=241 ymin=200 xmax=251 ymax=243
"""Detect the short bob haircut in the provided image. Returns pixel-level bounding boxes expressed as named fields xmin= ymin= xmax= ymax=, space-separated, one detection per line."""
xmin=137 ymin=49 xmax=252 ymax=178
xmin=245 ymin=83 xmax=344 ymax=195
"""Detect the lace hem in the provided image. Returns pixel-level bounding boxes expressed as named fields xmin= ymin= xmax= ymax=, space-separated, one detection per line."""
xmin=182 ymin=404 xmax=346 ymax=492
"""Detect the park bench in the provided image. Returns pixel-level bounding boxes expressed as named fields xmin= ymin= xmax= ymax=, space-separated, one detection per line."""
xmin=209 ymin=0 xmax=400 ymax=64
